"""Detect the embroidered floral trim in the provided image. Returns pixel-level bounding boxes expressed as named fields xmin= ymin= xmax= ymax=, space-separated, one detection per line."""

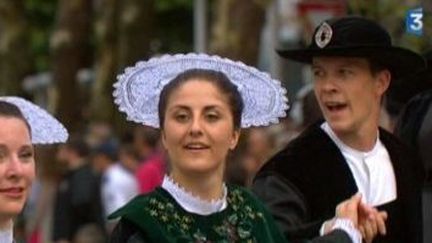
xmin=144 ymin=186 xmax=264 ymax=242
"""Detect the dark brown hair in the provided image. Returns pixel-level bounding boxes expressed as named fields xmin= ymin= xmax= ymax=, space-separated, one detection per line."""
xmin=0 ymin=101 xmax=31 ymax=135
xmin=158 ymin=69 xmax=244 ymax=129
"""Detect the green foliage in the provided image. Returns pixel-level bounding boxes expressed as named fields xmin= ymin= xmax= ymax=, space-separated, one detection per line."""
xmin=154 ymin=5 xmax=194 ymax=53
xmin=155 ymin=0 xmax=193 ymax=11
xmin=25 ymin=0 xmax=57 ymax=17
xmin=25 ymin=0 xmax=57 ymax=71
xmin=22 ymin=0 xmax=195 ymax=70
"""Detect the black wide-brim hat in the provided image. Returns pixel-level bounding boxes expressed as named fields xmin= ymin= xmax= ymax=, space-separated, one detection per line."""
xmin=277 ymin=16 xmax=426 ymax=80
xmin=387 ymin=50 xmax=432 ymax=108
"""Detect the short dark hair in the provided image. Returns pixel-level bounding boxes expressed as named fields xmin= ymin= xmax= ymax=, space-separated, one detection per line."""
xmin=0 ymin=101 xmax=31 ymax=135
xmin=119 ymin=143 xmax=141 ymax=161
xmin=65 ymin=135 xmax=90 ymax=157
xmin=367 ymin=57 xmax=389 ymax=76
xmin=158 ymin=69 xmax=244 ymax=129
xmin=94 ymin=140 xmax=118 ymax=161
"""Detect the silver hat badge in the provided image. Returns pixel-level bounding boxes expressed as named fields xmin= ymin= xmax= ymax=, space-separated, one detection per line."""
xmin=314 ymin=22 xmax=333 ymax=48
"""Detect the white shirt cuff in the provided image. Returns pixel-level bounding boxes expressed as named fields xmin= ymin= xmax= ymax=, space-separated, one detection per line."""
xmin=320 ymin=218 xmax=362 ymax=243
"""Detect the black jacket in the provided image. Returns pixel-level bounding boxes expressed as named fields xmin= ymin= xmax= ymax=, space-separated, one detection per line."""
xmin=253 ymin=123 xmax=424 ymax=243
xmin=53 ymin=164 xmax=105 ymax=241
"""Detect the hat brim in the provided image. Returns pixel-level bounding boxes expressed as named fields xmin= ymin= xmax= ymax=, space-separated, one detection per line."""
xmin=277 ymin=46 xmax=426 ymax=80
xmin=387 ymin=54 xmax=432 ymax=104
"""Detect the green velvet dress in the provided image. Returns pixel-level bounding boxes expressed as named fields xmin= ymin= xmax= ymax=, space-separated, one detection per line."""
xmin=109 ymin=185 xmax=287 ymax=243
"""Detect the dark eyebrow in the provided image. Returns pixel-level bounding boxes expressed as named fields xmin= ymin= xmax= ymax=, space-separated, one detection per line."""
xmin=20 ymin=144 xmax=33 ymax=151
xmin=168 ymin=105 xmax=190 ymax=112
xmin=203 ymin=105 xmax=220 ymax=111
xmin=169 ymin=105 xmax=222 ymax=111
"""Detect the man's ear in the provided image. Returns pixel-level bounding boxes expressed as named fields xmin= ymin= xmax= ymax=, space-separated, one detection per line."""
xmin=376 ymin=70 xmax=391 ymax=96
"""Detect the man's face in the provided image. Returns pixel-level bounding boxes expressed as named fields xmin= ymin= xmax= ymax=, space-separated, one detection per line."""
xmin=312 ymin=57 xmax=390 ymax=136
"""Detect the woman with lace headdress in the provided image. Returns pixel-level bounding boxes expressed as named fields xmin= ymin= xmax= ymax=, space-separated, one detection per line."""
xmin=0 ymin=97 xmax=68 ymax=242
xmin=109 ymin=54 xmax=385 ymax=243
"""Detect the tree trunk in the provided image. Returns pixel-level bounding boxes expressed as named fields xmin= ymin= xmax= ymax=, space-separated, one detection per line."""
xmin=209 ymin=0 xmax=268 ymax=65
xmin=117 ymin=0 xmax=154 ymax=68
xmin=0 ymin=0 xmax=32 ymax=95
xmin=91 ymin=0 xmax=120 ymax=124
xmin=91 ymin=0 xmax=154 ymax=134
xmin=51 ymin=0 xmax=92 ymax=132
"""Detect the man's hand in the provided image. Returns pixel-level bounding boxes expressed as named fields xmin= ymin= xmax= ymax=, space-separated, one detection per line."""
xmin=334 ymin=193 xmax=388 ymax=243
xmin=335 ymin=193 xmax=362 ymax=225
xmin=358 ymin=203 xmax=387 ymax=243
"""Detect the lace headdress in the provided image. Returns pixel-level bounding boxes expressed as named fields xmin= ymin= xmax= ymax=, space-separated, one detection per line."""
xmin=0 ymin=96 xmax=69 ymax=144
xmin=113 ymin=53 xmax=289 ymax=128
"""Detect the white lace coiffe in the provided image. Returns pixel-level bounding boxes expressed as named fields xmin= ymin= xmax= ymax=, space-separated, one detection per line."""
xmin=113 ymin=53 xmax=289 ymax=128
xmin=161 ymin=175 xmax=228 ymax=215
xmin=0 ymin=96 xmax=69 ymax=144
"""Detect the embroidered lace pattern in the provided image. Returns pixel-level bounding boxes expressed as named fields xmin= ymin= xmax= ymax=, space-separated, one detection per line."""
xmin=113 ymin=53 xmax=289 ymax=128
xmin=331 ymin=218 xmax=362 ymax=243
xmin=0 ymin=96 xmax=68 ymax=144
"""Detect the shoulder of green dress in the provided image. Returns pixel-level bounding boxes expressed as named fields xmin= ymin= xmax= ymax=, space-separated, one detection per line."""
xmin=108 ymin=188 xmax=168 ymax=220
xmin=109 ymin=188 xmax=190 ymax=242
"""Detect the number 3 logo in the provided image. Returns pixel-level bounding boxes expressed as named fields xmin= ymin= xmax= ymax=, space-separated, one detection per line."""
xmin=406 ymin=8 xmax=423 ymax=36
xmin=410 ymin=12 xmax=423 ymax=31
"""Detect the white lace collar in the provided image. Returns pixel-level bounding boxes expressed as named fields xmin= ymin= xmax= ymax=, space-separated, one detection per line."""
xmin=0 ymin=223 xmax=13 ymax=243
xmin=161 ymin=175 xmax=228 ymax=215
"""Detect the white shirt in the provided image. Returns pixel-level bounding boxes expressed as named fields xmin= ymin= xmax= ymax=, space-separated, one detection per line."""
xmin=321 ymin=122 xmax=397 ymax=205
xmin=102 ymin=163 xmax=139 ymax=218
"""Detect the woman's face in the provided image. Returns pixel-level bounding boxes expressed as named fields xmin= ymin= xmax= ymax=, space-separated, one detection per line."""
xmin=0 ymin=117 xmax=35 ymax=222
xmin=161 ymin=79 xmax=240 ymax=177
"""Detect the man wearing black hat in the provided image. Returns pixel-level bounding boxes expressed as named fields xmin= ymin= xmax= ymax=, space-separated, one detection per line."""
xmin=253 ymin=16 xmax=425 ymax=243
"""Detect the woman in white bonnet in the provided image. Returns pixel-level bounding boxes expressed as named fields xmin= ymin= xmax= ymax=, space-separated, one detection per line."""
xmin=0 ymin=97 xmax=68 ymax=242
